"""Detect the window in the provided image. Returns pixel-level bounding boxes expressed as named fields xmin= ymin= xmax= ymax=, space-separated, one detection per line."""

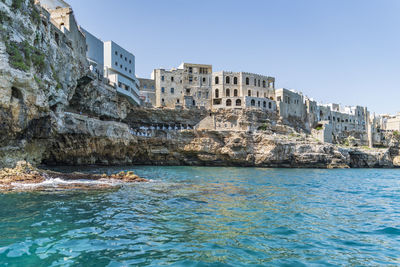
xmin=120 ymin=54 xmax=122 ymax=59
xmin=234 ymin=77 xmax=238 ymax=85
xmin=193 ymin=100 xmax=196 ymax=106
xmin=215 ymin=76 xmax=219 ymax=84
xmin=258 ymin=80 xmax=260 ymax=87
xmin=125 ymin=67 xmax=127 ymax=71
xmin=161 ymin=76 xmax=164 ymax=81
xmin=129 ymin=60 xmax=132 ymax=64
xmin=236 ymin=99 xmax=241 ymax=106
xmin=263 ymin=101 xmax=266 ymax=108
xmin=115 ymin=62 xmax=118 ymax=66
xmin=226 ymin=76 xmax=230 ymax=84
xmin=258 ymin=101 xmax=260 ymax=107
xmin=189 ymin=67 xmax=193 ymax=73
xmin=269 ymin=102 xmax=272 ymax=109
xmin=277 ymin=96 xmax=282 ymax=101
xmin=115 ymin=51 xmax=118 ymax=56
xmin=254 ymin=79 xmax=256 ymax=86
xmin=263 ymin=80 xmax=266 ymax=88
xmin=251 ymin=99 xmax=255 ymax=106
xmin=234 ymin=89 xmax=238 ymax=97
xmin=198 ymin=92 xmax=201 ymax=98
xmin=129 ymin=70 xmax=132 ymax=73
xmin=120 ymin=64 xmax=122 ymax=68
xmin=257 ymin=91 xmax=259 ymax=97
xmin=203 ymin=77 xmax=206 ymax=83
xmin=226 ymin=89 xmax=230 ymax=97
xmin=125 ymin=57 xmax=127 ymax=61
xmin=248 ymin=90 xmax=251 ymax=97
xmin=246 ymin=77 xmax=249 ymax=85
xmin=171 ymin=77 xmax=174 ymax=82
xmin=215 ymin=89 xmax=219 ymax=98
xmin=171 ymin=88 xmax=174 ymax=94
xmin=161 ymin=87 xmax=165 ymax=93
xmin=177 ymin=99 xmax=180 ymax=104
xmin=162 ymin=98 xmax=165 ymax=103
xmin=226 ymin=99 xmax=232 ymax=106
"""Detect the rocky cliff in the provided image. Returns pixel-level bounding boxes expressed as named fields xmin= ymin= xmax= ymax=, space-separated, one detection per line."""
xmin=0 ymin=0 xmax=399 ymax=169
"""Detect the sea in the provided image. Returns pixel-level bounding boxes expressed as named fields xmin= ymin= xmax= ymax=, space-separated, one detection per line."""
xmin=1 ymin=166 xmax=400 ymax=266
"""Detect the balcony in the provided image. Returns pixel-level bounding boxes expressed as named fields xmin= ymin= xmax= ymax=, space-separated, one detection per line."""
xmin=116 ymin=86 xmax=140 ymax=106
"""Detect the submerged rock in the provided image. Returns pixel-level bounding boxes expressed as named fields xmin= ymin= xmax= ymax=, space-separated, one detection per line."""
xmin=0 ymin=161 xmax=147 ymax=191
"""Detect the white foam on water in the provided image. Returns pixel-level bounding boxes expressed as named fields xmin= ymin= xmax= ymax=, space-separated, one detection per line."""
xmin=11 ymin=178 xmax=124 ymax=189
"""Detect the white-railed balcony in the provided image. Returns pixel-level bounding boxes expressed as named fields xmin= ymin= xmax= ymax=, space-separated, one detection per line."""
xmin=116 ymin=85 xmax=141 ymax=106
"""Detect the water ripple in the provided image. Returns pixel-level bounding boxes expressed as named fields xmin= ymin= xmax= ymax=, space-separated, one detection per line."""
xmin=0 ymin=167 xmax=400 ymax=266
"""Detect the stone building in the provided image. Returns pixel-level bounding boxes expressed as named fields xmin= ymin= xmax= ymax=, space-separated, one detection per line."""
xmin=211 ymin=71 xmax=276 ymax=112
xmin=382 ymin=113 xmax=400 ymax=132
xmin=138 ymin=78 xmax=156 ymax=106
xmin=153 ymin=63 xmax=212 ymax=109
xmin=38 ymin=0 xmax=86 ymax=60
xmin=275 ymin=88 xmax=306 ymax=119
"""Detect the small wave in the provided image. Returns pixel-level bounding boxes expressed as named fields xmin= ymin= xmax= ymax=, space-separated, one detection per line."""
xmin=375 ymin=227 xmax=400 ymax=236
xmin=11 ymin=178 xmax=124 ymax=189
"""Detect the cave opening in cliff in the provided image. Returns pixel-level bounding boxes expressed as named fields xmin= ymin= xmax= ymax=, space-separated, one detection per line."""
xmin=11 ymin=87 xmax=23 ymax=102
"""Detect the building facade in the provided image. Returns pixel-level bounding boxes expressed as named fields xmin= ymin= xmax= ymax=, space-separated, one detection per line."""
xmin=138 ymin=78 xmax=156 ymax=106
xmin=153 ymin=63 xmax=212 ymax=109
xmin=211 ymin=71 xmax=276 ymax=112
xmin=104 ymin=41 xmax=140 ymax=106
xmin=80 ymin=27 xmax=104 ymax=79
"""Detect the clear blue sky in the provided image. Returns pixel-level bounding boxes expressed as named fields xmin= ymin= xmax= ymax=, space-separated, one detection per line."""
xmin=67 ymin=0 xmax=400 ymax=114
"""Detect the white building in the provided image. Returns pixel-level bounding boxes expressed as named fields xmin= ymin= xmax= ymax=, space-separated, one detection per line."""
xmin=80 ymin=28 xmax=104 ymax=79
xmin=104 ymin=41 xmax=140 ymax=106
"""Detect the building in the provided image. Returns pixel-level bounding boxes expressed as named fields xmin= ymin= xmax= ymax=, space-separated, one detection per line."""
xmin=138 ymin=78 xmax=156 ymax=106
xmin=275 ymin=88 xmax=306 ymax=119
xmin=80 ymin=27 xmax=104 ymax=79
xmin=383 ymin=113 xmax=400 ymax=132
xmin=153 ymin=63 xmax=212 ymax=109
xmin=104 ymin=41 xmax=140 ymax=106
xmin=211 ymin=71 xmax=276 ymax=112
xmin=38 ymin=0 xmax=86 ymax=59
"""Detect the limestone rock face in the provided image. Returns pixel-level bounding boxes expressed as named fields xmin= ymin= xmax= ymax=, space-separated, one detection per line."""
xmin=41 ymin=112 xmax=398 ymax=168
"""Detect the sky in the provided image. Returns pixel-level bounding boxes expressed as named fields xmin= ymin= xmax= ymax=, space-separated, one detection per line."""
xmin=66 ymin=0 xmax=400 ymax=115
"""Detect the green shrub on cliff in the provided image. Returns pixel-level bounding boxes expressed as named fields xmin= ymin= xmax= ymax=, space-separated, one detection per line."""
xmin=5 ymin=40 xmax=46 ymax=73
xmin=11 ymin=0 xmax=24 ymax=10
xmin=5 ymin=41 xmax=29 ymax=71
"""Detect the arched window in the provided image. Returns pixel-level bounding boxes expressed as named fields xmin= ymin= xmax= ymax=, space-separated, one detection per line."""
xmin=236 ymin=99 xmax=242 ymax=106
xmin=226 ymin=89 xmax=230 ymax=97
xmin=226 ymin=99 xmax=232 ymax=106
xmin=248 ymin=90 xmax=251 ymax=97
xmin=269 ymin=102 xmax=272 ymax=109
xmin=234 ymin=89 xmax=238 ymax=97
xmin=215 ymin=76 xmax=219 ymax=84
xmin=257 ymin=91 xmax=259 ymax=97
xmin=215 ymin=89 xmax=219 ymax=98
xmin=254 ymin=79 xmax=256 ymax=86
xmin=258 ymin=80 xmax=260 ymax=87
xmin=263 ymin=80 xmax=266 ymax=88
xmin=226 ymin=76 xmax=230 ymax=84
xmin=258 ymin=101 xmax=260 ymax=107
xmin=251 ymin=99 xmax=255 ymax=106
xmin=263 ymin=101 xmax=266 ymax=108
xmin=234 ymin=77 xmax=238 ymax=85
xmin=246 ymin=77 xmax=249 ymax=85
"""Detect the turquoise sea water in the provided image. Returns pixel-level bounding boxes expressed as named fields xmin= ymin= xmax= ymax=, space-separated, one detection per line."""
xmin=1 ymin=167 xmax=400 ymax=266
